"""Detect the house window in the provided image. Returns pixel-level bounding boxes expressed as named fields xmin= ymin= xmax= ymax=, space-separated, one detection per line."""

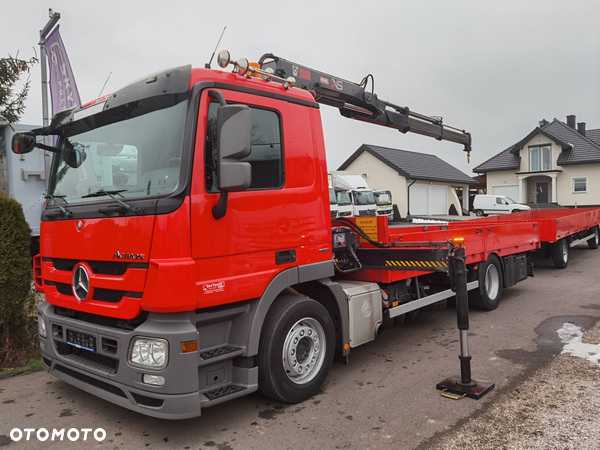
xmin=573 ymin=177 xmax=587 ymax=193
xmin=529 ymin=146 xmax=551 ymax=171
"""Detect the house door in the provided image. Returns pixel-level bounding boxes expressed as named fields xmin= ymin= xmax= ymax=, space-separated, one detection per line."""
xmin=536 ymin=182 xmax=548 ymax=203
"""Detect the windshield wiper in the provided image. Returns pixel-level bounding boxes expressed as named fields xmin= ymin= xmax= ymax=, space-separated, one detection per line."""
xmin=82 ymin=189 xmax=143 ymax=215
xmin=44 ymin=194 xmax=72 ymax=218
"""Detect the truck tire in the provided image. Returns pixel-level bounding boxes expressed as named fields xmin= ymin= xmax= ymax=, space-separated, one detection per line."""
xmin=475 ymin=209 xmax=484 ymax=217
xmin=588 ymin=226 xmax=599 ymax=250
xmin=258 ymin=295 xmax=335 ymax=404
xmin=552 ymin=238 xmax=569 ymax=269
xmin=468 ymin=255 xmax=503 ymax=311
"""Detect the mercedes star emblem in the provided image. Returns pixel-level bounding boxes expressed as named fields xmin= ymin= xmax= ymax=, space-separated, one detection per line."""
xmin=72 ymin=265 xmax=90 ymax=301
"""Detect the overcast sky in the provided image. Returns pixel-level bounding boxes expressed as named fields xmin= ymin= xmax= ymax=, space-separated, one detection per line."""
xmin=3 ymin=0 xmax=599 ymax=176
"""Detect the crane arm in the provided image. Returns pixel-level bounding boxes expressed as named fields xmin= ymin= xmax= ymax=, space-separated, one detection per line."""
xmin=258 ymin=53 xmax=472 ymax=159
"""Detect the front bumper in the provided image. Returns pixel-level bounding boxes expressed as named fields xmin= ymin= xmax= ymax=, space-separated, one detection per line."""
xmin=38 ymin=302 xmax=257 ymax=419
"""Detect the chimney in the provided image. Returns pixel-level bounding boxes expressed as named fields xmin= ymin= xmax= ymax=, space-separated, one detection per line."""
xmin=566 ymin=115 xmax=576 ymax=128
xmin=577 ymin=122 xmax=586 ymax=137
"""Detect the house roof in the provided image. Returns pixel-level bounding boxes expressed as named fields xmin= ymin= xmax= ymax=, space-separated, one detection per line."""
xmin=587 ymin=128 xmax=600 ymax=144
xmin=338 ymin=144 xmax=477 ymax=185
xmin=473 ymin=118 xmax=600 ymax=173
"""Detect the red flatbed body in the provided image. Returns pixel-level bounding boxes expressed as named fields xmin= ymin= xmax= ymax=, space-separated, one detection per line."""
xmin=342 ymin=216 xmax=540 ymax=283
xmin=464 ymin=208 xmax=600 ymax=243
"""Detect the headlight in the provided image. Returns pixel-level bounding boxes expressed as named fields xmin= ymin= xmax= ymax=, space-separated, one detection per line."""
xmin=129 ymin=337 xmax=169 ymax=370
xmin=38 ymin=315 xmax=47 ymax=339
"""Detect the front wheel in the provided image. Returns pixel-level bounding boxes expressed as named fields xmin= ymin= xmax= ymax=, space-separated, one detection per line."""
xmin=588 ymin=226 xmax=599 ymax=250
xmin=258 ymin=295 xmax=335 ymax=403
xmin=469 ymin=255 xmax=503 ymax=311
xmin=552 ymin=239 xmax=569 ymax=269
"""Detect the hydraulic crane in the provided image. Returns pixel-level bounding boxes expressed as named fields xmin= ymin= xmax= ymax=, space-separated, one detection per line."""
xmin=258 ymin=53 xmax=472 ymax=162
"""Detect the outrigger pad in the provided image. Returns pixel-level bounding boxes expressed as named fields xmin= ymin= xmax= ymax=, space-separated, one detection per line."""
xmin=436 ymin=376 xmax=495 ymax=400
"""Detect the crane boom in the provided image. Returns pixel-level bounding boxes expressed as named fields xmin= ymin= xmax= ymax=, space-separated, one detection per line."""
xmin=258 ymin=53 xmax=472 ymax=158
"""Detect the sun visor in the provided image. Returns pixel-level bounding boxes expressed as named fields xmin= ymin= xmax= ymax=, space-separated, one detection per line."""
xmin=103 ymin=65 xmax=192 ymax=110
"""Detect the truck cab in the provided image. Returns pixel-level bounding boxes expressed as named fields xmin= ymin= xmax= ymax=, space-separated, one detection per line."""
xmin=350 ymin=188 xmax=376 ymax=217
xmin=374 ymin=190 xmax=393 ymax=219
xmin=329 ymin=186 xmax=339 ymax=218
xmin=336 ymin=189 xmax=353 ymax=217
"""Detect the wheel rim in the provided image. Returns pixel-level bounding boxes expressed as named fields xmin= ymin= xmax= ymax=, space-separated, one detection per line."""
xmin=282 ymin=317 xmax=326 ymax=385
xmin=595 ymin=228 xmax=599 ymax=245
xmin=485 ymin=263 xmax=500 ymax=300
xmin=562 ymin=242 xmax=568 ymax=263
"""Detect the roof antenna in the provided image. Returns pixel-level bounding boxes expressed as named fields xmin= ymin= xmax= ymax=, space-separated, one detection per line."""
xmin=205 ymin=26 xmax=226 ymax=69
xmin=98 ymin=71 xmax=112 ymax=98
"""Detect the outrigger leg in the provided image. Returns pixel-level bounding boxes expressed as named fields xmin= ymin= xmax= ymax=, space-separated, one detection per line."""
xmin=437 ymin=246 xmax=494 ymax=399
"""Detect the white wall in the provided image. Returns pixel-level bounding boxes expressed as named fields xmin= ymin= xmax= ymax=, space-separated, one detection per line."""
xmin=556 ymin=164 xmax=600 ymax=207
xmin=343 ymin=151 xmax=465 ymax=216
xmin=342 ymin=152 xmax=407 ymax=215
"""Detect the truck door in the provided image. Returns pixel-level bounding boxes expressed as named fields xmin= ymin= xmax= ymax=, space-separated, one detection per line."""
xmin=190 ymin=87 xmax=330 ymax=308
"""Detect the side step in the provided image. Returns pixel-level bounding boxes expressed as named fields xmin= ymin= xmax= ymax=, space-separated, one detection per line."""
xmin=204 ymin=384 xmax=247 ymax=401
xmin=198 ymin=345 xmax=244 ymax=367
xmin=200 ymin=345 xmax=243 ymax=360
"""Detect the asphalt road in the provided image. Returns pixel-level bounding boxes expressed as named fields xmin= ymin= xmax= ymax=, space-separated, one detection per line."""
xmin=1 ymin=244 xmax=599 ymax=450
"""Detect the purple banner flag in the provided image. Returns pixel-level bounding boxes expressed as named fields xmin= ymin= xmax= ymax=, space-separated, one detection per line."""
xmin=45 ymin=25 xmax=81 ymax=115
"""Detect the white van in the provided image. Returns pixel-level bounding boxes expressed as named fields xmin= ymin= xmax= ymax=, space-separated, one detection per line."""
xmin=473 ymin=195 xmax=531 ymax=216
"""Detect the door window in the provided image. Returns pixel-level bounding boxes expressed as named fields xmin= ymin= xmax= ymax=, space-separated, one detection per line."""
xmin=205 ymin=102 xmax=283 ymax=192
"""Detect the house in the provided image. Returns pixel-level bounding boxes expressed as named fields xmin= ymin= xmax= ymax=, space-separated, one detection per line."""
xmin=0 ymin=122 xmax=46 ymax=239
xmin=338 ymin=144 xmax=477 ymax=217
xmin=474 ymin=115 xmax=600 ymax=207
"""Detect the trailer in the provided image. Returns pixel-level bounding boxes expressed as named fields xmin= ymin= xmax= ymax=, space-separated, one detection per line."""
xmin=465 ymin=208 xmax=600 ymax=268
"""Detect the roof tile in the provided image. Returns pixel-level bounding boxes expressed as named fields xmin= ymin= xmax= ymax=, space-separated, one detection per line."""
xmin=340 ymin=144 xmax=476 ymax=184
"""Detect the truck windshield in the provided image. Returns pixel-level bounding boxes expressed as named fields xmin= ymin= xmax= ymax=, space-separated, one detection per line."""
xmin=47 ymin=95 xmax=187 ymax=205
xmin=353 ymin=190 xmax=375 ymax=205
xmin=329 ymin=187 xmax=337 ymax=205
xmin=374 ymin=191 xmax=392 ymax=206
xmin=336 ymin=190 xmax=352 ymax=206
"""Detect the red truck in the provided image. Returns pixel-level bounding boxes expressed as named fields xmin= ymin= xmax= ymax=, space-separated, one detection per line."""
xmin=12 ymin=50 xmax=600 ymax=418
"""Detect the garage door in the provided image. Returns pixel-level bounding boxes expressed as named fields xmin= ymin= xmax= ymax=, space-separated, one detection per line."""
xmin=409 ymin=185 xmax=428 ymax=215
xmin=492 ymin=185 xmax=519 ymax=202
xmin=409 ymin=185 xmax=448 ymax=215
xmin=430 ymin=186 xmax=448 ymax=215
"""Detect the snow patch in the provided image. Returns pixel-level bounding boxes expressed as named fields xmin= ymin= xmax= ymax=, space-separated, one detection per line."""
xmin=557 ymin=322 xmax=600 ymax=365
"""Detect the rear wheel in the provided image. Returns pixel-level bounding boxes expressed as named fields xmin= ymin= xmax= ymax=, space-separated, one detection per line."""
xmin=258 ymin=295 xmax=335 ymax=403
xmin=469 ymin=255 xmax=503 ymax=311
xmin=475 ymin=209 xmax=484 ymax=217
xmin=552 ymin=239 xmax=569 ymax=269
xmin=588 ymin=226 xmax=599 ymax=250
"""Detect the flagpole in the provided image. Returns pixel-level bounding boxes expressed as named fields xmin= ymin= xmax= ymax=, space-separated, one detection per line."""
xmin=39 ymin=8 xmax=60 ymax=183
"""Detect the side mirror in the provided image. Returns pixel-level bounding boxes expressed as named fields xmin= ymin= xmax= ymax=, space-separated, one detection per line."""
xmin=216 ymin=104 xmax=252 ymax=191
xmin=11 ymin=132 xmax=36 ymax=154
xmin=65 ymin=148 xmax=87 ymax=169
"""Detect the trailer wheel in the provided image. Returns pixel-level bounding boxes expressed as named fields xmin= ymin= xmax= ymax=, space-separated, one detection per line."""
xmin=469 ymin=255 xmax=503 ymax=311
xmin=588 ymin=226 xmax=599 ymax=250
xmin=552 ymin=239 xmax=569 ymax=269
xmin=258 ymin=295 xmax=335 ymax=403
xmin=475 ymin=209 xmax=484 ymax=217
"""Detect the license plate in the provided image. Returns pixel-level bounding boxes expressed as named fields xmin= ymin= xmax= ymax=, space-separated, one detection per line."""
xmin=66 ymin=330 xmax=96 ymax=352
